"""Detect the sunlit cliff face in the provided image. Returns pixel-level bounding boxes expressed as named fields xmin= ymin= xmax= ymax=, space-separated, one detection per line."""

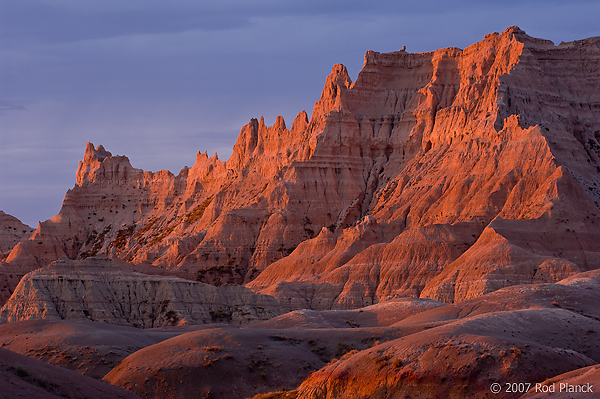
xmin=1 ymin=27 xmax=600 ymax=399
xmin=3 ymin=28 xmax=600 ymax=312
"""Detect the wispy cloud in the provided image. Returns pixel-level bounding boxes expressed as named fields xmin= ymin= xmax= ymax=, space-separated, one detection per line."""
xmin=0 ymin=0 xmax=598 ymax=225
xmin=0 ymin=100 xmax=26 ymax=112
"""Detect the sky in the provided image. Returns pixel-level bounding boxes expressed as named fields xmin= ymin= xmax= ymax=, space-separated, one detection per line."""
xmin=1 ymin=0 xmax=599 ymax=227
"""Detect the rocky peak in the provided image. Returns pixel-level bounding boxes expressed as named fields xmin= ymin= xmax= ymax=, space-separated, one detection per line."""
xmin=503 ymin=25 xmax=527 ymax=38
xmin=0 ymin=211 xmax=34 ymax=257
xmin=291 ymin=110 xmax=309 ymax=133
xmin=310 ymin=64 xmax=353 ymax=128
xmin=227 ymin=113 xmax=311 ymax=175
xmin=3 ymin=27 xmax=600 ymax=312
xmin=83 ymin=142 xmax=112 ymax=162
xmin=76 ymin=142 xmax=138 ymax=187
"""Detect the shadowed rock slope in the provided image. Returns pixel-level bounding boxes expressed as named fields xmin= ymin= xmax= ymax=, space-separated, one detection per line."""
xmin=0 ymin=346 xmax=141 ymax=399
xmin=2 ymin=27 xmax=600 ymax=311
xmin=0 ymin=256 xmax=284 ymax=327
xmin=0 ymin=212 xmax=34 ymax=303
xmin=0 ymin=319 xmax=183 ymax=379
xmin=259 ymin=270 xmax=600 ymax=399
xmin=103 ymin=325 xmax=409 ymax=399
xmin=0 ymin=211 xmax=33 ymax=257
xmin=521 ymin=365 xmax=600 ymax=398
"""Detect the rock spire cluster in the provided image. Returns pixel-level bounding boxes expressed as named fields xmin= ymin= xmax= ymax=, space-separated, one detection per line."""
xmin=1 ymin=26 xmax=600 ymax=311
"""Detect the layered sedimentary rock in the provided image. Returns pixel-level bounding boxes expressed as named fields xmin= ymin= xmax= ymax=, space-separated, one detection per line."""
xmin=0 ymin=211 xmax=33 ymax=257
xmin=272 ymin=270 xmax=600 ymax=399
xmin=248 ymin=27 xmax=600 ymax=307
xmin=0 ymin=257 xmax=283 ymax=327
xmin=293 ymin=309 xmax=600 ymax=399
xmin=3 ymin=27 xmax=600 ymax=309
xmin=0 ymin=212 xmax=34 ymax=304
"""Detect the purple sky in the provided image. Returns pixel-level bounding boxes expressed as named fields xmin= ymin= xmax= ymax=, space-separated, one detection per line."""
xmin=1 ymin=0 xmax=599 ymax=227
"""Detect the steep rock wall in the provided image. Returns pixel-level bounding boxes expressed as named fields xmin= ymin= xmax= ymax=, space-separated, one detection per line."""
xmin=0 ymin=257 xmax=284 ymax=327
xmin=3 ymin=27 xmax=600 ymax=308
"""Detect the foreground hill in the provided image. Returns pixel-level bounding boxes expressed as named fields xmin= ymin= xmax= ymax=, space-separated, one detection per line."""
xmin=0 ymin=318 xmax=184 ymax=379
xmin=0 ymin=346 xmax=141 ymax=399
xmin=258 ymin=270 xmax=600 ymax=399
xmin=2 ymin=27 xmax=600 ymax=313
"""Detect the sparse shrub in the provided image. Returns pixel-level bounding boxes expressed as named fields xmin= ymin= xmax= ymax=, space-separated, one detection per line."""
xmin=165 ymin=310 xmax=180 ymax=326
xmin=340 ymin=349 xmax=358 ymax=360
xmin=346 ymin=319 xmax=359 ymax=328
xmin=376 ymin=352 xmax=393 ymax=363
xmin=335 ymin=342 xmax=354 ymax=357
xmin=210 ymin=309 xmax=232 ymax=323
xmin=311 ymin=346 xmax=329 ymax=363
xmin=203 ymin=355 xmax=219 ymax=367
xmin=249 ymin=390 xmax=298 ymax=399
xmin=270 ymin=334 xmax=302 ymax=344
xmin=15 ymin=366 xmax=30 ymax=378
xmin=204 ymin=346 xmax=221 ymax=353
xmin=133 ymin=218 xmax=159 ymax=239
xmin=110 ymin=225 xmax=135 ymax=249
xmin=184 ymin=196 xmax=214 ymax=224
xmin=361 ymin=336 xmax=380 ymax=346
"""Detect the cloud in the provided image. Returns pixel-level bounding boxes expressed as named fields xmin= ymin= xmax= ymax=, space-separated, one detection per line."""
xmin=1 ymin=0 xmax=599 ymax=226
xmin=0 ymin=100 xmax=26 ymax=112
xmin=0 ymin=1 xmax=542 ymax=47
xmin=0 ymin=2 xmax=250 ymax=46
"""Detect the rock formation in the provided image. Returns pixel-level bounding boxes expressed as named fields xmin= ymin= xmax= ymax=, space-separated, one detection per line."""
xmin=263 ymin=270 xmax=600 ymax=399
xmin=103 ymin=323 xmax=408 ymax=399
xmin=2 ymin=26 xmax=600 ymax=311
xmin=0 ymin=319 xmax=182 ymax=379
xmin=0 ymin=346 xmax=141 ymax=399
xmin=0 ymin=256 xmax=284 ymax=327
xmin=522 ymin=365 xmax=600 ymax=398
xmin=249 ymin=26 xmax=600 ymax=307
xmin=0 ymin=211 xmax=33 ymax=257
xmin=0 ymin=212 xmax=34 ymax=304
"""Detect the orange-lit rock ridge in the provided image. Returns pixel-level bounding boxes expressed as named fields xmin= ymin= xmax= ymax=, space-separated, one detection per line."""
xmin=2 ymin=26 xmax=600 ymax=310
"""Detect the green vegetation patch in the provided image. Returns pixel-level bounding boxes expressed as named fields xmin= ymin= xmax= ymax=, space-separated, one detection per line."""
xmin=184 ymin=196 xmax=214 ymax=224
xmin=110 ymin=225 xmax=135 ymax=249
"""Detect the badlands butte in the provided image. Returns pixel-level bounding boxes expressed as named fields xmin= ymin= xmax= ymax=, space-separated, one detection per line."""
xmin=1 ymin=26 xmax=600 ymax=398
